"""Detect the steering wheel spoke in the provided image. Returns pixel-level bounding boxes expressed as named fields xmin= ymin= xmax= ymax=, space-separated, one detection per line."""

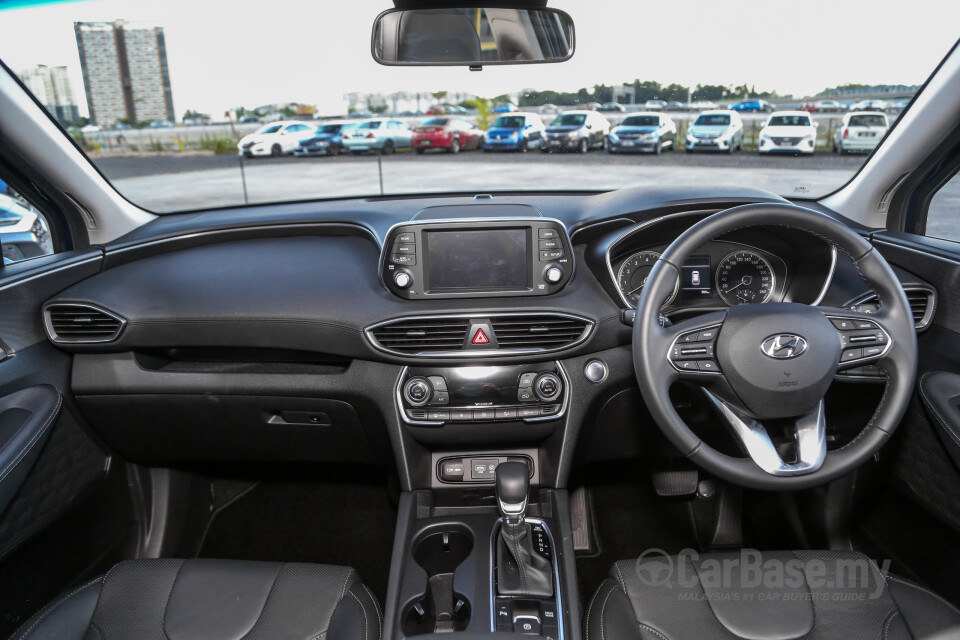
xmin=817 ymin=307 xmax=894 ymax=370
xmin=703 ymin=389 xmax=827 ymax=476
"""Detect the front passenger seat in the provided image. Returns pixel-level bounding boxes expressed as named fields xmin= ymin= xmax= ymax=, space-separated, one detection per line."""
xmin=587 ymin=550 xmax=960 ymax=640
xmin=12 ymin=559 xmax=381 ymax=640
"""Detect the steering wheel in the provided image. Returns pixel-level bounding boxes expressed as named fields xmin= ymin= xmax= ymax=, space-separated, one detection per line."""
xmin=633 ymin=203 xmax=917 ymax=489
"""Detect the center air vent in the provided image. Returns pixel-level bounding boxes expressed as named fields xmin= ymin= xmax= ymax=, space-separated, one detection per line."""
xmin=44 ymin=303 xmax=126 ymax=344
xmin=847 ymin=286 xmax=936 ymax=332
xmin=366 ymin=313 xmax=592 ymax=357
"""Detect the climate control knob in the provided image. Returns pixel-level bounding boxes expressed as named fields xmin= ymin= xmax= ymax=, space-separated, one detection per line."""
xmin=404 ymin=377 xmax=432 ymax=406
xmin=544 ymin=265 xmax=563 ymax=284
xmin=393 ymin=270 xmax=413 ymax=289
xmin=534 ymin=373 xmax=562 ymax=401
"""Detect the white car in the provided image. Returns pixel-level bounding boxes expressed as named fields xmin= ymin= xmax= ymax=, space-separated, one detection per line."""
xmin=0 ymin=192 xmax=52 ymax=263
xmin=685 ymin=110 xmax=743 ymax=153
xmin=833 ymin=111 xmax=888 ymax=154
xmin=341 ymin=118 xmax=412 ymax=154
xmin=758 ymin=111 xmax=818 ymax=155
xmin=238 ymin=121 xmax=317 ymax=158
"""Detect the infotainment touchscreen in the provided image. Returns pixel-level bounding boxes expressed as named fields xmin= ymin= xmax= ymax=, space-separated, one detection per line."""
xmin=424 ymin=229 xmax=529 ymax=292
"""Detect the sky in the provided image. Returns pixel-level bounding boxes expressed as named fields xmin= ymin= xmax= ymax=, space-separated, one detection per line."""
xmin=0 ymin=0 xmax=957 ymax=119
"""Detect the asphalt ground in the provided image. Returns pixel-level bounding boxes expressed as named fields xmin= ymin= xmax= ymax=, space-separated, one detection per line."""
xmin=93 ymin=148 xmax=869 ymax=212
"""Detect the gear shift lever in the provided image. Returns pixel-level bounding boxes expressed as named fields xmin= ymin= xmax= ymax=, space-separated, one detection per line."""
xmin=496 ymin=461 xmax=529 ymax=524
xmin=495 ymin=462 xmax=553 ymax=597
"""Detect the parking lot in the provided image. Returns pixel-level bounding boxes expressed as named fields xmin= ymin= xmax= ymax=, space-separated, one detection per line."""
xmin=94 ymin=148 xmax=866 ymax=212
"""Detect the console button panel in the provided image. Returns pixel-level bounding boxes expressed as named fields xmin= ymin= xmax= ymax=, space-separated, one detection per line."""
xmin=400 ymin=363 xmax=566 ymax=425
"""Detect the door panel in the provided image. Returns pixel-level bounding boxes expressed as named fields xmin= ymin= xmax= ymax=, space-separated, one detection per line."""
xmin=0 ymin=250 xmax=137 ymax=635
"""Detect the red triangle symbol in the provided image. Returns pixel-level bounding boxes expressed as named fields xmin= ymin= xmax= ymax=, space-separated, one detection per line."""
xmin=472 ymin=328 xmax=489 ymax=345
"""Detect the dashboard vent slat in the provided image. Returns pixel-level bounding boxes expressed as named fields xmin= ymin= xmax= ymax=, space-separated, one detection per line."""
xmin=366 ymin=313 xmax=592 ymax=357
xmin=44 ymin=304 xmax=126 ymax=344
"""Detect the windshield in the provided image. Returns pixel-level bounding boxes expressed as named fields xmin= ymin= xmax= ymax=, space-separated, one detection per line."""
xmin=317 ymin=124 xmax=344 ymax=133
xmin=492 ymin=116 xmax=525 ymax=128
xmin=420 ymin=118 xmax=448 ymax=126
xmin=694 ymin=115 xmax=730 ymax=126
xmin=767 ymin=115 xmax=811 ymax=127
xmin=622 ymin=116 xmax=659 ymax=127
xmin=1 ymin=0 xmax=955 ymax=212
xmin=552 ymin=114 xmax=586 ymax=127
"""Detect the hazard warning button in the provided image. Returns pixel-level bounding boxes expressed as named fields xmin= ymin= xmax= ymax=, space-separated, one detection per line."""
xmin=472 ymin=328 xmax=489 ymax=345
xmin=464 ymin=320 xmax=497 ymax=349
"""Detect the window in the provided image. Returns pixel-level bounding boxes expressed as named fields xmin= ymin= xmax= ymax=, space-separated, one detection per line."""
xmin=925 ymin=170 xmax=960 ymax=243
xmin=0 ymin=177 xmax=56 ymax=265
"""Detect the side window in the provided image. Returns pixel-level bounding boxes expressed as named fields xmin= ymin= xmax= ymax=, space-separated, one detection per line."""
xmin=0 ymin=177 xmax=56 ymax=265
xmin=925 ymin=170 xmax=960 ymax=243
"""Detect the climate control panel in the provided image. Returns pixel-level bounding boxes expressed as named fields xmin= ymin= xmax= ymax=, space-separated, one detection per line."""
xmin=399 ymin=363 xmax=567 ymax=425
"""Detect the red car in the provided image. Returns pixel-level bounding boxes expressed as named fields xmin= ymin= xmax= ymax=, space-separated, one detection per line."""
xmin=412 ymin=117 xmax=483 ymax=153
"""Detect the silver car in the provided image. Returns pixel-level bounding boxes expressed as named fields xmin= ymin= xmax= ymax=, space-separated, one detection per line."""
xmin=341 ymin=118 xmax=412 ymax=154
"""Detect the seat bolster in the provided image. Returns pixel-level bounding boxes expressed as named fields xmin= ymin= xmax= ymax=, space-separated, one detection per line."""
xmin=585 ymin=578 xmax=642 ymax=640
xmin=11 ymin=577 xmax=103 ymax=640
xmin=887 ymin=575 xmax=960 ymax=639
xmin=327 ymin=581 xmax=384 ymax=640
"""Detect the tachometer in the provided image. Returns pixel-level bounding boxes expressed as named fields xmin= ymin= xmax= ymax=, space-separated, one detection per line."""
xmin=617 ymin=250 xmax=677 ymax=307
xmin=716 ymin=250 xmax=775 ymax=306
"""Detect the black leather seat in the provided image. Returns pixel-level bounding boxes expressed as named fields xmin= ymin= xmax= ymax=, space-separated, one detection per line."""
xmin=586 ymin=550 xmax=960 ymax=640
xmin=11 ymin=559 xmax=381 ymax=640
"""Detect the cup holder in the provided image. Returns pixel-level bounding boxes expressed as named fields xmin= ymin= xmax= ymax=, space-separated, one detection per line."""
xmin=402 ymin=526 xmax=474 ymax=635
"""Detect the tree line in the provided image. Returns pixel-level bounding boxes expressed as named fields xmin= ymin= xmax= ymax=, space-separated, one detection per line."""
xmin=515 ymin=80 xmax=782 ymax=107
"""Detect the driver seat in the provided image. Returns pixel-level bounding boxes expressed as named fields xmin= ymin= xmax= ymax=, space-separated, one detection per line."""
xmin=586 ymin=550 xmax=960 ymax=640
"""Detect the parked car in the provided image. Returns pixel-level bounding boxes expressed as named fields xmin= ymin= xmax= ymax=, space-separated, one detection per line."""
xmin=758 ymin=111 xmax=818 ymax=155
xmin=814 ymin=100 xmax=845 ymax=113
xmin=237 ymin=121 xmax=316 ymax=157
xmin=685 ymin=110 xmax=743 ymax=153
xmin=540 ymin=103 xmax=560 ymax=114
xmin=607 ymin=112 xmax=677 ymax=154
xmin=293 ymin=121 xmax=358 ymax=157
xmin=598 ymin=102 xmax=625 ymax=112
xmin=731 ymin=99 xmax=774 ymax=113
xmin=833 ymin=111 xmax=888 ymax=154
xmin=541 ymin=110 xmax=610 ymax=153
xmin=493 ymin=103 xmax=518 ymax=113
xmin=665 ymin=101 xmax=685 ymax=110
xmin=148 ymin=120 xmax=174 ymax=128
xmin=238 ymin=115 xmax=260 ymax=124
xmin=426 ymin=106 xmax=446 ymax=115
xmin=0 ymin=192 xmax=52 ymax=263
xmin=341 ymin=118 xmax=412 ymax=154
xmin=482 ymin=112 xmax=546 ymax=152
xmin=412 ymin=117 xmax=482 ymax=153
xmin=643 ymin=100 xmax=667 ymax=111
xmin=851 ymin=99 xmax=887 ymax=112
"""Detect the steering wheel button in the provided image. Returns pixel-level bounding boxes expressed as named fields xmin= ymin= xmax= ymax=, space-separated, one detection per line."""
xmin=855 ymin=320 xmax=878 ymax=330
xmin=697 ymin=329 xmax=717 ymax=341
xmin=830 ymin=318 xmax=855 ymax=331
xmin=698 ymin=360 xmax=719 ymax=372
xmin=863 ymin=345 xmax=884 ymax=358
xmin=679 ymin=332 xmax=699 ymax=343
xmin=841 ymin=348 xmax=863 ymax=362
xmin=676 ymin=360 xmax=698 ymax=371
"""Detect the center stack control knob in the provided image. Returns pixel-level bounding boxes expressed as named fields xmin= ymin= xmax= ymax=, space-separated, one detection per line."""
xmin=544 ymin=265 xmax=563 ymax=284
xmin=534 ymin=373 xmax=561 ymax=401
xmin=404 ymin=376 xmax=432 ymax=406
xmin=393 ymin=270 xmax=412 ymax=289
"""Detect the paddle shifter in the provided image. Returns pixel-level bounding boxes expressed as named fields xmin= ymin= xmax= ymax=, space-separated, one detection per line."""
xmin=495 ymin=462 xmax=553 ymax=598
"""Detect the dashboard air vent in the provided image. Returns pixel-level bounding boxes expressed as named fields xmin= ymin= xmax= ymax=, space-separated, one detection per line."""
xmin=368 ymin=317 xmax=470 ymax=354
xmin=490 ymin=315 xmax=591 ymax=350
xmin=366 ymin=312 xmax=593 ymax=357
xmin=848 ymin=286 xmax=936 ymax=332
xmin=44 ymin=304 xmax=126 ymax=344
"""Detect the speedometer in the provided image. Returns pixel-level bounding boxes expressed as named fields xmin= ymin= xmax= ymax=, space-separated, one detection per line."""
xmin=617 ymin=250 xmax=677 ymax=307
xmin=716 ymin=250 xmax=775 ymax=306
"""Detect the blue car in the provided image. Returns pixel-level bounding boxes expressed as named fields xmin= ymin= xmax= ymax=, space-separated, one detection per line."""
xmin=482 ymin=113 xmax=546 ymax=152
xmin=294 ymin=121 xmax=358 ymax=157
xmin=731 ymin=99 xmax=774 ymax=113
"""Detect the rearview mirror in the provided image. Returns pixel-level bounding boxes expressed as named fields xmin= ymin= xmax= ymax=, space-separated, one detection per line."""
xmin=372 ymin=7 xmax=575 ymax=67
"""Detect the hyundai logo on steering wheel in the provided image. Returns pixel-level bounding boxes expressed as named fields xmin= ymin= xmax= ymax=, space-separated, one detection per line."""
xmin=760 ymin=334 xmax=808 ymax=359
